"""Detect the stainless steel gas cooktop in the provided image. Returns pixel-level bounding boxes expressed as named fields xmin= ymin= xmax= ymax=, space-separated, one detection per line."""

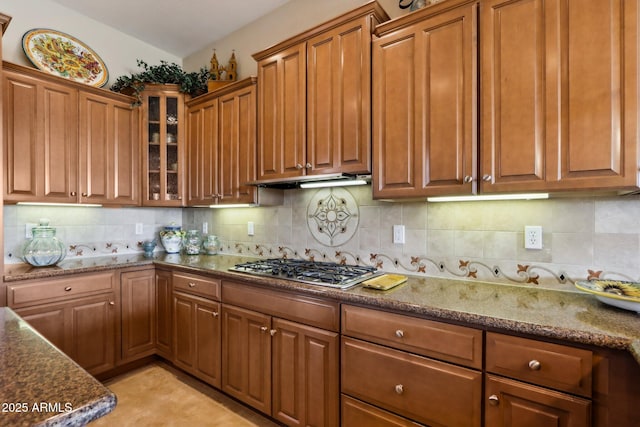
xmin=229 ymin=258 xmax=382 ymax=289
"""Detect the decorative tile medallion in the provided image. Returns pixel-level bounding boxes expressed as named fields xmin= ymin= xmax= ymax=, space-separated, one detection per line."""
xmin=307 ymin=188 xmax=359 ymax=247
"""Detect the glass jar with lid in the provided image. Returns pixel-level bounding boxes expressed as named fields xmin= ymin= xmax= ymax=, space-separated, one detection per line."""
xmin=202 ymin=235 xmax=220 ymax=255
xmin=184 ymin=230 xmax=202 ymax=255
xmin=22 ymin=219 xmax=66 ymax=267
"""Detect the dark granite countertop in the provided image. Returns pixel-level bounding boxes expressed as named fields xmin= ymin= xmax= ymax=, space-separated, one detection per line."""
xmin=5 ymin=253 xmax=640 ymax=365
xmin=0 ymin=307 xmax=116 ymax=426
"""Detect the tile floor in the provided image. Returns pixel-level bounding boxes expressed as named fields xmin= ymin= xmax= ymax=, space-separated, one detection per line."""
xmin=91 ymin=362 xmax=281 ymax=426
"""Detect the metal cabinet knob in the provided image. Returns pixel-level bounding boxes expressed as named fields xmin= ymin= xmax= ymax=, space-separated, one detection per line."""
xmin=81 ymin=193 xmax=88 ymax=197
xmin=212 ymin=312 xmax=219 ymax=318
xmin=260 ymin=326 xmax=268 ymax=332
xmin=395 ymin=384 xmax=404 ymax=395
xmin=188 ymin=282 xmax=196 ymax=288
xmin=463 ymin=175 xmax=474 ymax=183
xmin=488 ymin=395 xmax=499 ymax=406
xmin=64 ymin=286 xmax=72 ymax=291
xmin=482 ymin=174 xmax=493 ymax=182
xmin=305 ymin=163 xmax=312 ymax=169
xmin=395 ymin=330 xmax=404 ymax=338
xmin=70 ymin=191 xmax=77 ymax=196
xmin=270 ymin=329 xmax=277 ymax=336
xmin=296 ymin=164 xmax=303 ymax=169
xmin=528 ymin=359 xmax=541 ymax=371
xmin=109 ymin=301 xmax=115 ymax=306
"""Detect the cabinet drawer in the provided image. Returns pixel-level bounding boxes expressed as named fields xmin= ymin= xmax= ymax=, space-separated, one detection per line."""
xmin=173 ymin=272 xmax=221 ymax=300
xmin=342 ymin=304 xmax=482 ymax=369
xmin=486 ymin=332 xmax=593 ymax=397
xmin=342 ymin=395 xmax=423 ymax=427
xmin=8 ymin=272 xmax=116 ymax=308
xmin=342 ymin=337 xmax=482 ymax=427
xmin=222 ymin=280 xmax=339 ymax=331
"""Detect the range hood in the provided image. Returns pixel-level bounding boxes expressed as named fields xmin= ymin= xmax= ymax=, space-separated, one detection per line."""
xmin=245 ymin=173 xmax=371 ymax=189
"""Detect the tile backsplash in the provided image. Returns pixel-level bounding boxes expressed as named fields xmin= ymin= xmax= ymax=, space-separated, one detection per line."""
xmin=7 ymin=188 xmax=640 ymax=292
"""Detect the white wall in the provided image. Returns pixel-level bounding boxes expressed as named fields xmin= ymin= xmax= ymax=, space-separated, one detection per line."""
xmin=1 ymin=0 xmax=181 ymax=88
xmin=183 ymin=0 xmax=405 ymax=77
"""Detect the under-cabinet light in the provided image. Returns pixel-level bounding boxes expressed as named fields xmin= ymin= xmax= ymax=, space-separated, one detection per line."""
xmin=426 ymin=193 xmax=549 ymax=202
xmin=299 ymin=179 xmax=369 ymax=189
xmin=207 ymin=204 xmax=256 ymax=208
xmin=16 ymin=202 xmax=103 ymax=207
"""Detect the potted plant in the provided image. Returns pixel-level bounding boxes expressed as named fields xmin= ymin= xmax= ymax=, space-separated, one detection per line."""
xmin=110 ymin=59 xmax=210 ymax=105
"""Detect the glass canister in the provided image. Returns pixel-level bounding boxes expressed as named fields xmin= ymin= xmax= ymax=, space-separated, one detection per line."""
xmin=159 ymin=224 xmax=185 ymax=254
xmin=202 ymin=235 xmax=220 ymax=255
xmin=22 ymin=220 xmax=66 ymax=267
xmin=184 ymin=230 xmax=202 ymax=255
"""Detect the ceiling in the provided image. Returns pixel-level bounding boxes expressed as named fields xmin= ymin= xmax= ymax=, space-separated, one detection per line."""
xmin=49 ymin=0 xmax=292 ymax=57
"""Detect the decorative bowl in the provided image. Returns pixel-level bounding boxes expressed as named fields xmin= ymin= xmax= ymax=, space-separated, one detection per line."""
xmin=575 ymin=279 xmax=640 ymax=313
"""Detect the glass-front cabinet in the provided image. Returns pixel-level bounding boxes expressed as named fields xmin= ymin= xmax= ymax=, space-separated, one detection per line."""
xmin=141 ymin=84 xmax=185 ymax=206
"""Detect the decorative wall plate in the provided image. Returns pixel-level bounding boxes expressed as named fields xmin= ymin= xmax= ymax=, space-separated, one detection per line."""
xmin=22 ymin=28 xmax=108 ymax=87
xmin=575 ymin=279 xmax=640 ymax=313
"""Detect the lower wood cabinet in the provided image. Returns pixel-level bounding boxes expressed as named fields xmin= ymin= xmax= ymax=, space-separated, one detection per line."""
xmin=7 ymin=271 xmax=117 ymax=376
xmin=485 ymin=374 xmax=591 ymax=427
xmin=120 ymin=268 xmax=156 ymax=363
xmin=172 ymin=272 xmax=222 ymax=388
xmin=221 ymin=281 xmax=340 ymax=427
xmin=155 ymin=269 xmax=173 ymax=360
xmin=342 ymin=395 xmax=422 ymax=427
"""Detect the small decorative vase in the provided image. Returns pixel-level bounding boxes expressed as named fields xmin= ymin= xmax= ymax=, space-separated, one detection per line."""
xmin=202 ymin=235 xmax=220 ymax=255
xmin=159 ymin=225 xmax=184 ymax=254
xmin=22 ymin=220 xmax=66 ymax=267
xmin=184 ymin=230 xmax=202 ymax=255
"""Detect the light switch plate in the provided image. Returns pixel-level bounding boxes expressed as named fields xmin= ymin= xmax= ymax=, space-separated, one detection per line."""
xmin=393 ymin=225 xmax=405 ymax=244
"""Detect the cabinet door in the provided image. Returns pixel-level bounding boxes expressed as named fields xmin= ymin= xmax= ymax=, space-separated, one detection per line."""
xmin=69 ymin=293 xmax=117 ymax=376
xmin=307 ymin=15 xmax=373 ymax=175
xmin=14 ymin=303 xmax=69 ymax=354
xmin=373 ymin=3 xmax=477 ymax=199
xmin=155 ymin=270 xmax=173 ymax=359
xmin=218 ymin=83 xmax=257 ymax=204
xmin=272 ymin=317 xmax=339 ymax=427
xmin=221 ymin=304 xmax=272 ymax=415
xmin=481 ymin=0 xmax=639 ymax=193
xmin=485 ymin=375 xmax=591 ymax=427
xmin=256 ymin=43 xmax=306 ymax=180
xmin=3 ymin=68 xmax=78 ymax=203
xmin=141 ymin=86 xmax=185 ymax=206
xmin=194 ymin=298 xmax=221 ymax=388
xmin=173 ymin=292 xmax=195 ymax=370
xmin=186 ymin=97 xmax=218 ymax=205
xmin=120 ymin=269 xmax=156 ymax=362
xmin=79 ymin=91 xmax=139 ymax=205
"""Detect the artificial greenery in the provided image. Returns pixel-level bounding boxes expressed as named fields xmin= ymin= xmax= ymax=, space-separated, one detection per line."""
xmin=110 ymin=59 xmax=210 ymax=105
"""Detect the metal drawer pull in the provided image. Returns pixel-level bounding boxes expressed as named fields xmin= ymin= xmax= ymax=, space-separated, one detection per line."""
xmin=395 ymin=384 xmax=404 ymax=394
xmin=64 ymin=286 xmax=72 ymax=291
xmin=260 ymin=326 xmax=268 ymax=332
xmin=188 ymin=282 xmax=196 ymax=287
xmin=528 ymin=359 xmax=541 ymax=371
xmin=270 ymin=329 xmax=277 ymax=336
xmin=212 ymin=312 xmax=219 ymax=318
xmin=488 ymin=395 xmax=499 ymax=406
xmin=395 ymin=329 xmax=404 ymax=338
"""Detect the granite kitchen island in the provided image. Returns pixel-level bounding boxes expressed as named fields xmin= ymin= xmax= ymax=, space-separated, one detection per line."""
xmin=0 ymin=307 xmax=115 ymax=426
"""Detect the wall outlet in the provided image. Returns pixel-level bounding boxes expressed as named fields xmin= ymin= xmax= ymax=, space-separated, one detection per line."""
xmin=524 ymin=225 xmax=543 ymax=249
xmin=202 ymin=222 xmax=208 ymax=234
xmin=25 ymin=223 xmax=37 ymax=239
xmin=393 ymin=225 xmax=405 ymax=244
xmin=135 ymin=223 xmax=143 ymax=235
xmin=248 ymin=221 xmax=255 ymax=236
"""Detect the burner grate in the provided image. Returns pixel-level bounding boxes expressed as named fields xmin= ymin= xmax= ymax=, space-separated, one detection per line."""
xmin=230 ymin=258 xmax=381 ymax=289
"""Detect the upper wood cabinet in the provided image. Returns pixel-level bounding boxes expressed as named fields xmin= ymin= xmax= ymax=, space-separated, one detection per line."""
xmin=186 ymin=78 xmax=257 ymax=206
xmin=481 ymin=0 xmax=640 ymax=193
xmin=3 ymin=62 xmax=139 ymax=205
xmin=373 ymin=0 xmax=640 ymax=199
xmin=141 ymin=84 xmax=186 ymax=206
xmin=372 ymin=1 xmax=477 ymax=199
xmin=253 ymin=1 xmax=389 ymax=182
